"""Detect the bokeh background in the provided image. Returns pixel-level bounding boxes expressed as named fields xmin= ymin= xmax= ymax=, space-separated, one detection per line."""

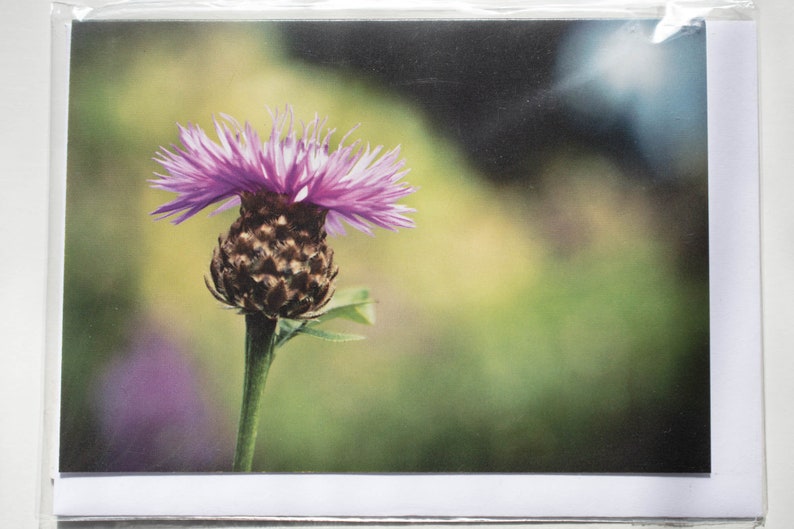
xmin=60 ymin=19 xmax=710 ymax=474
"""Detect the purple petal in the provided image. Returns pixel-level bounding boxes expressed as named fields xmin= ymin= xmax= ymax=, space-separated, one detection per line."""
xmin=150 ymin=105 xmax=416 ymax=234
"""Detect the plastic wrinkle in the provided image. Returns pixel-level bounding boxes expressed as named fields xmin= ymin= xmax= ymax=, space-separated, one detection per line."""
xmin=54 ymin=0 xmax=755 ymax=23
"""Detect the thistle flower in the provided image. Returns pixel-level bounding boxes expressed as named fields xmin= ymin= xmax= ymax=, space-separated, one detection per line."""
xmin=151 ymin=105 xmax=415 ymax=320
xmin=150 ymin=105 xmax=415 ymax=471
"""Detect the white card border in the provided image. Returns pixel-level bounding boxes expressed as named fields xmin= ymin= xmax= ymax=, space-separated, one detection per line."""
xmin=47 ymin=17 xmax=763 ymax=522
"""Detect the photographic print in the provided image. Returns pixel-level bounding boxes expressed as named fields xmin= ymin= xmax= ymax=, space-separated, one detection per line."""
xmin=58 ymin=18 xmax=713 ymax=478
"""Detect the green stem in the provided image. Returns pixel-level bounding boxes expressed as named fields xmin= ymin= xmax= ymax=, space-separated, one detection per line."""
xmin=233 ymin=313 xmax=278 ymax=472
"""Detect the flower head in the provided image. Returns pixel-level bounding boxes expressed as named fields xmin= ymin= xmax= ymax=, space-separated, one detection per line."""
xmin=151 ymin=105 xmax=415 ymax=236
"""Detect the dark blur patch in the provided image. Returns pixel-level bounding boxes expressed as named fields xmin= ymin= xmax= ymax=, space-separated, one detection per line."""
xmin=280 ymin=20 xmax=660 ymax=184
xmin=281 ymin=21 xmax=570 ymax=181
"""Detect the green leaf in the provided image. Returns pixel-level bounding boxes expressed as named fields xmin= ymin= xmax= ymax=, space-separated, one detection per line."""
xmin=274 ymin=319 xmax=307 ymax=348
xmin=318 ymin=287 xmax=376 ymax=325
xmin=295 ymin=326 xmax=366 ymax=342
xmin=273 ymin=287 xmax=376 ymax=349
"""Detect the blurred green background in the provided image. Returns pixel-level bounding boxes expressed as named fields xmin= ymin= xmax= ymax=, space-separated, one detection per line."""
xmin=60 ymin=20 xmax=710 ymax=473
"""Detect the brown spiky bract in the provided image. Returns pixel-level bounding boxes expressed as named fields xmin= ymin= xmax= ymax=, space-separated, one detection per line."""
xmin=207 ymin=191 xmax=339 ymax=319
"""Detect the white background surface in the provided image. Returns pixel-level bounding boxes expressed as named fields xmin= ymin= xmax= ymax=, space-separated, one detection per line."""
xmin=1 ymin=1 xmax=791 ymax=528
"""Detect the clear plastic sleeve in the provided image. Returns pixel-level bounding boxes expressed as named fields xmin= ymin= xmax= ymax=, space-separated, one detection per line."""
xmin=42 ymin=1 xmax=763 ymax=527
